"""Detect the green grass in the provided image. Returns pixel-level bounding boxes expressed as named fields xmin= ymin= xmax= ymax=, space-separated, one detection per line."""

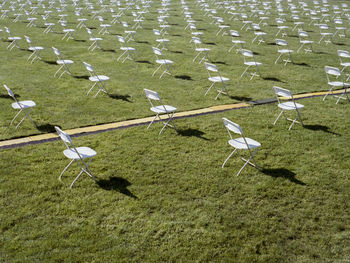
xmin=1 ymin=0 xmax=350 ymax=261
xmin=1 ymin=97 xmax=350 ymax=262
xmin=0 ymin=0 xmax=349 ymax=140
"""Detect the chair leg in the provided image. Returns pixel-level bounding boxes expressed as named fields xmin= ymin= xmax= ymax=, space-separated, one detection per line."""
xmin=205 ymin=82 xmax=215 ymax=96
xmin=240 ymin=65 xmax=250 ymax=78
xmin=59 ymin=159 xmax=74 ymax=181
xmin=323 ymin=86 xmax=334 ymax=101
xmin=147 ymin=115 xmax=159 ymax=129
xmin=275 ymin=53 xmax=283 ymax=64
xmin=54 ymin=65 xmax=64 ymax=77
xmin=273 ymin=110 xmax=284 ymax=125
xmin=152 ymin=64 xmax=162 ymax=77
xmin=222 ymin=149 xmax=236 ymax=168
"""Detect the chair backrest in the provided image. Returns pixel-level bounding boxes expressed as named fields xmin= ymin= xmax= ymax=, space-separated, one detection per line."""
xmin=276 ymin=39 xmax=288 ymax=46
xmin=241 ymin=49 xmax=253 ymax=57
xmin=3 ymin=84 xmax=16 ymax=101
xmin=222 ymin=118 xmax=243 ymax=136
xmin=144 ymin=88 xmax=161 ymax=101
xmin=153 ymin=29 xmax=161 ymax=36
xmin=192 ymin=36 xmax=202 ymax=45
xmin=325 ymin=66 xmax=341 ymax=77
xmin=204 ymin=62 xmax=218 ymax=73
xmin=152 ymin=46 xmax=162 ymax=56
xmin=338 ymin=50 xmax=350 ymax=58
xmin=52 ymin=46 xmax=60 ymax=57
xmin=83 ymin=62 xmax=97 ymax=78
xmin=298 ymin=30 xmax=309 ymax=38
xmin=229 ymin=30 xmax=240 ymax=37
xmin=273 ymin=86 xmax=292 ymax=99
xmin=24 ymin=35 xmax=31 ymax=44
xmin=55 ymin=126 xmax=72 ymax=145
xmin=117 ymin=35 xmax=125 ymax=44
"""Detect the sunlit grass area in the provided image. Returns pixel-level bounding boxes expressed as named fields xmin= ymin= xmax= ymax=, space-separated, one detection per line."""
xmin=1 ymin=97 xmax=350 ymax=262
xmin=0 ymin=0 xmax=349 ymax=140
xmin=1 ymin=0 xmax=350 ymax=261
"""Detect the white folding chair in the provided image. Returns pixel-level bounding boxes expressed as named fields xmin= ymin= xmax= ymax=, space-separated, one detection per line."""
xmin=83 ymin=62 xmax=110 ymax=97
xmin=240 ymin=49 xmax=262 ymax=80
xmin=251 ymin=23 xmax=266 ymax=45
xmin=55 ymin=126 xmax=97 ymax=188
xmin=153 ymin=28 xmax=170 ymax=50
xmin=117 ymin=35 xmax=135 ymax=62
xmin=122 ymin=21 xmax=136 ymax=42
xmin=273 ymin=86 xmax=304 ymax=130
xmin=52 ymin=47 xmax=74 ymax=78
xmin=222 ymin=118 xmax=261 ymax=176
xmin=192 ymin=37 xmax=210 ymax=63
xmin=144 ymin=89 xmax=177 ymax=135
xmin=4 ymin=27 xmax=21 ymax=51
xmin=204 ymin=62 xmax=229 ymax=100
xmin=275 ymin=39 xmax=293 ymax=65
xmin=318 ymin=24 xmax=333 ymax=44
xmin=60 ymin=20 xmax=75 ymax=41
xmin=152 ymin=47 xmax=173 ymax=79
xmin=323 ymin=66 xmax=350 ymax=104
xmin=338 ymin=50 xmax=350 ymax=75
xmin=24 ymin=35 xmax=44 ymax=63
xmin=228 ymin=30 xmax=245 ymax=53
xmin=3 ymin=84 xmax=36 ymax=129
xmin=275 ymin=18 xmax=288 ymax=37
xmin=297 ymin=30 xmax=313 ymax=53
xmin=86 ymin=28 xmax=103 ymax=51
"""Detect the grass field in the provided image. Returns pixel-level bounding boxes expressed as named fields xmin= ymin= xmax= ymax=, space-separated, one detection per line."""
xmin=1 ymin=98 xmax=350 ymax=262
xmin=0 ymin=0 xmax=349 ymax=141
xmin=1 ymin=0 xmax=350 ymax=261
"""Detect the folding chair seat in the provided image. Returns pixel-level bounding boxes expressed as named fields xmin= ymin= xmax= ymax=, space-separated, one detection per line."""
xmin=52 ymin=47 xmax=74 ymax=78
xmin=297 ymin=30 xmax=313 ymax=53
xmin=152 ymin=47 xmax=173 ymax=79
xmin=323 ymin=66 xmax=350 ymax=104
xmin=275 ymin=39 xmax=293 ymax=65
xmin=144 ymin=89 xmax=177 ymax=135
xmin=222 ymin=118 xmax=260 ymax=176
xmin=153 ymin=29 xmax=169 ymax=50
xmin=83 ymin=62 xmax=109 ymax=97
xmin=228 ymin=30 xmax=245 ymax=53
xmin=117 ymin=35 xmax=135 ymax=62
xmin=77 ymin=18 xmax=88 ymax=28
xmin=4 ymin=27 xmax=21 ymax=51
xmin=192 ymin=37 xmax=210 ymax=63
xmin=3 ymin=84 xmax=36 ymax=129
xmin=55 ymin=126 xmax=97 ymax=188
xmin=240 ymin=49 xmax=262 ymax=80
xmin=86 ymin=28 xmax=103 ymax=51
xmin=273 ymin=86 xmax=304 ymax=130
xmin=204 ymin=62 xmax=229 ymax=100
xmin=24 ymin=35 xmax=44 ymax=63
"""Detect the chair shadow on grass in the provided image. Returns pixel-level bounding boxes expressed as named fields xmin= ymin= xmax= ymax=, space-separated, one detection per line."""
xmin=0 ymin=93 xmax=20 ymax=99
xmin=73 ymin=75 xmax=90 ymax=79
xmin=136 ymin=60 xmax=152 ymax=64
xmin=108 ymin=93 xmax=132 ymax=102
xmin=136 ymin=40 xmax=150 ymax=44
xmin=175 ymin=75 xmax=193 ymax=81
xmin=261 ymin=168 xmax=306 ymax=185
xmin=169 ymin=50 xmax=183 ymax=54
xmin=204 ymin=42 xmax=216 ymax=46
xmin=102 ymin=48 xmax=116 ymax=53
xmin=97 ymin=177 xmax=137 ymax=199
xmin=211 ymin=61 xmax=226 ymax=65
xmin=293 ymin=62 xmax=310 ymax=67
xmin=36 ymin=123 xmax=58 ymax=132
xmin=262 ymin=76 xmax=284 ymax=83
xmin=177 ymin=128 xmax=210 ymax=141
xmin=304 ymin=124 xmax=341 ymax=136
xmin=42 ymin=60 xmax=57 ymax=65
xmin=228 ymin=95 xmax=252 ymax=101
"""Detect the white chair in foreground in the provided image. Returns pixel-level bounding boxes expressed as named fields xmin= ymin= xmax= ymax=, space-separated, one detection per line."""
xmin=4 ymin=27 xmax=21 ymax=51
xmin=275 ymin=39 xmax=293 ymax=65
xmin=323 ymin=66 xmax=350 ymax=104
xmin=55 ymin=126 xmax=97 ymax=188
xmin=83 ymin=62 xmax=110 ymax=97
xmin=152 ymin=47 xmax=173 ymax=78
xmin=86 ymin=28 xmax=103 ymax=51
xmin=204 ymin=62 xmax=229 ymax=100
xmin=338 ymin=50 xmax=350 ymax=75
xmin=24 ymin=35 xmax=44 ymax=63
xmin=240 ymin=49 xmax=262 ymax=80
xmin=222 ymin=118 xmax=261 ymax=176
xmin=228 ymin=30 xmax=245 ymax=53
xmin=192 ymin=37 xmax=210 ymax=63
xmin=297 ymin=30 xmax=313 ymax=53
xmin=52 ymin=47 xmax=74 ymax=78
xmin=144 ymin=89 xmax=177 ymax=135
xmin=3 ymin=84 xmax=36 ymax=129
xmin=273 ymin=86 xmax=304 ymax=130
xmin=117 ymin=35 xmax=135 ymax=62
